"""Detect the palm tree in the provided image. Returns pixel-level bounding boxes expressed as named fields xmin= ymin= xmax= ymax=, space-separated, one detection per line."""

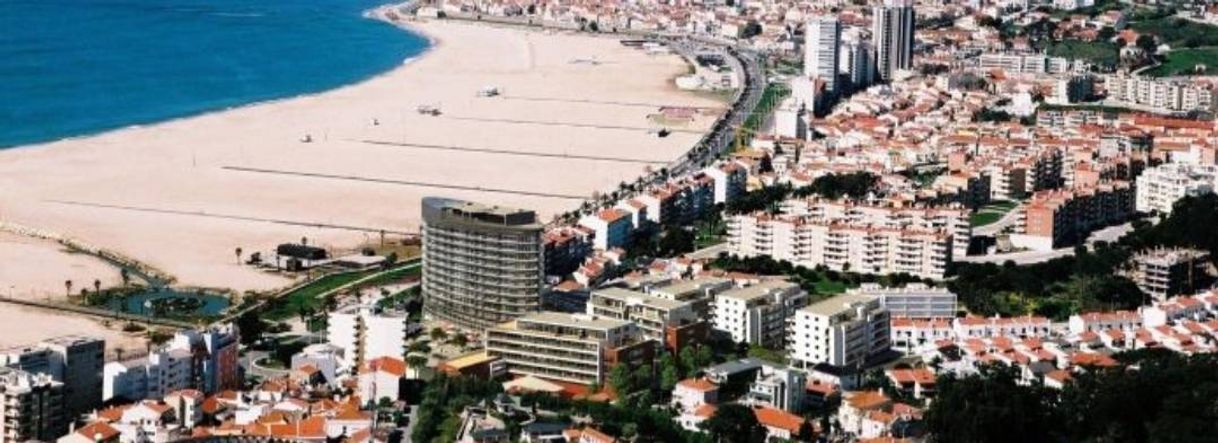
xmin=64 ymin=280 xmax=73 ymax=298
xmin=93 ymin=279 xmax=101 ymax=294
xmin=120 ymin=269 xmax=130 ymax=287
xmin=235 ymin=247 xmax=243 ymax=265
xmin=301 ymin=236 xmax=308 ymax=246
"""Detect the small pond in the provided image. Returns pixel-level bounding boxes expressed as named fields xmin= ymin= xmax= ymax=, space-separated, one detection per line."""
xmin=107 ymin=289 xmax=230 ymax=317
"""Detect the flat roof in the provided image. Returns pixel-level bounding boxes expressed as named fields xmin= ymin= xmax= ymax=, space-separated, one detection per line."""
xmin=516 ymin=312 xmax=632 ymax=331
xmin=593 ymin=287 xmax=689 ymax=310
xmin=444 ymin=351 xmax=498 ymax=370
xmin=653 ymin=277 xmax=731 ymax=296
xmin=717 ymin=280 xmax=797 ymax=302
xmin=801 ymin=293 xmax=879 ymax=316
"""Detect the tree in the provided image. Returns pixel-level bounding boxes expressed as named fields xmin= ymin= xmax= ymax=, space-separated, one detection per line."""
xmin=235 ymin=247 xmax=243 ymax=265
xmin=1136 ymin=35 xmax=1157 ymax=55
xmin=430 ymin=327 xmax=447 ymax=341
xmin=235 ymin=310 xmax=266 ymax=344
xmin=64 ymin=280 xmax=72 ymax=298
xmin=120 ymin=268 xmax=130 ymax=287
xmin=925 ymin=366 xmax=1059 ymax=443
xmin=699 ymin=404 xmax=766 ymax=443
xmin=93 ymin=279 xmax=101 ymax=294
xmin=450 ymin=334 xmax=468 ymax=348
xmin=660 ymin=359 xmax=680 ymax=392
xmin=608 ymin=364 xmax=634 ymax=397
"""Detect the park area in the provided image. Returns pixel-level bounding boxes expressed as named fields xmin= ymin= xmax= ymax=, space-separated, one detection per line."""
xmin=970 ymin=200 xmax=1019 ymax=227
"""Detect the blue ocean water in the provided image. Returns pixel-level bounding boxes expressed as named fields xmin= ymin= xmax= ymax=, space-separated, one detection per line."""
xmin=0 ymin=0 xmax=428 ymax=148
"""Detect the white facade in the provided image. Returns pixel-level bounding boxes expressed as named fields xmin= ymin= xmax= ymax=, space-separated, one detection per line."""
xmin=1135 ymin=162 xmax=1217 ymax=214
xmin=712 ymin=281 xmax=808 ymax=347
xmin=850 ymin=283 xmax=958 ymax=318
xmin=839 ymin=39 xmax=874 ymax=90
xmin=103 ymin=348 xmax=192 ymax=403
xmin=804 ymin=15 xmax=841 ymax=93
xmin=1105 ymin=76 xmax=1216 ymax=113
xmin=788 ymin=293 xmax=891 ymax=369
xmin=327 ymin=302 xmax=407 ymax=373
xmin=746 ymin=365 xmax=807 ymax=413
xmin=587 ymin=287 xmax=698 ymax=343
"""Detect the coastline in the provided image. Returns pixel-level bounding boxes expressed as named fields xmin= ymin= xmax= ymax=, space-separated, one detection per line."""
xmin=0 ymin=9 xmax=720 ymax=334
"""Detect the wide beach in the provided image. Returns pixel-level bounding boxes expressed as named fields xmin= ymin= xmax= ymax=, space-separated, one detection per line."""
xmin=0 ymin=18 xmax=720 ymax=303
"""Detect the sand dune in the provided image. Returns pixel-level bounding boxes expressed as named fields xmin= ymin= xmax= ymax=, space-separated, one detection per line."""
xmin=0 ymin=20 xmax=720 ymax=295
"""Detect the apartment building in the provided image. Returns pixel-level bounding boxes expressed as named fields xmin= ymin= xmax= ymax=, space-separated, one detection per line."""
xmin=587 ymin=287 xmax=699 ymax=344
xmin=102 ymin=325 xmax=240 ymax=402
xmin=872 ymin=0 xmax=915 ymax=82
xmin=746 ymin=365 xmax=807 ymax=413
xmin=0 ymin=367 xmax=66 ymax=442
xmin=1105 ymin=75 xmax=1216 ymax=113
xmin=839 ymin=38 xmax=874 ymax=91
xmin=422 ymin=197 xmax=544 ymax=330
xmin=1126 ymin=247 xmax=1213 ymax=301
xmin=788 ymin=293 xmax=891 ymax=370
xmin=782 ymin=198 xmax=972 ymax=259
xmin=1068 ymin=310 xmax=1142 ymax=334
xmin=727 ymin=212 xmax=952 ymax=280
xmin=977 ymin=53 xmax=1072 ymax=75
xmin=0 ymin=336 xmax=103 ymax=421
xmin=1135 ymin=162 xmax=1218 ymax=214
xmin=327 ymin=302 xmax=408 ymax=373
xmin=700 ymin=161 xmax=747 ymax=205
xmin=804 ymin=15 xmax=841 ymax=93
xmin=712 ymin=281 xmax=808 ymax=348
xmin=579 ymin=208 xmax=633 ymax=251
xmin=849 ymin=283 xmax=958 ymax=319
xmin=1013 ymin=181 xmax=1134 ymax=251
xmin=952 ymin=316 xmax=1051 ymax=338
xmin=543 ymin=226 xmax=593 ymax=279
xmin=647 ymin=276 xmax=735 ymax=320
xmin=485 ymin=312 xmax=654 ymax=385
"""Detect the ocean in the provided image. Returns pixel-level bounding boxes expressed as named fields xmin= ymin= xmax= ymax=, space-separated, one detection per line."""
xmin=0 ymin=0 xmax=428 ymax=148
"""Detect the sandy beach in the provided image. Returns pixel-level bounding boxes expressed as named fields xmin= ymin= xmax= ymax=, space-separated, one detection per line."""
xmin=0 ymin=19 xmax=720 ymax=300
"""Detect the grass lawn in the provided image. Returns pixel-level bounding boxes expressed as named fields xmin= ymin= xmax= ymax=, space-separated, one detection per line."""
xmin=1047 ymin=40 xmax=1119 ymax=68
xmin=354 ymin=263 xmax=420 ymax=289
xmin=264 ymin=270 xmax=375 ymax=321
xmin=1145 ymin=48 xmax=1218 ymax=77
xmin=812 ymin=279 xmax=849 ymax=294
xmin=970 ymin=211 xmax=1004 ymax=227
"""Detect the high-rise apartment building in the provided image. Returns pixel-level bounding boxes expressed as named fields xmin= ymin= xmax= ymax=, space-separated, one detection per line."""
xmin=0 ymin=367 xmax=66 ymax=442
xmin=421 ymin=197 xmax=544 ymax=330
xmin=839 ymin=38 xmax=874 ymax=91
xmin=871 ymin=0 xmax=915 ymax=82
xmin=804 ymin=15 xmax=842 ymax=93
xmin=0 ymin=336 xmax=103 ymax=422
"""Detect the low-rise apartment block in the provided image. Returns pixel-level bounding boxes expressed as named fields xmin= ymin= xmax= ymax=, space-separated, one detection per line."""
xmin=485 ymin=312 xmax=654 ymax=385
xmin=1013 ymin=181 xmax=1133 ymax=251
xmin=712 ymin=281 xmax=808 ymax=348
xmin=788 ymin=293 xmax=891 ymax=370
xmin=1135 ymin=162 xmax=1218 ymax=214
xmin=849 ymin=283 xmax=957 ymax=319
xmin=1126 ymin=247 xmax=1213 ymax=301
xmin=587 ymin=287 xmax=700 ymax=344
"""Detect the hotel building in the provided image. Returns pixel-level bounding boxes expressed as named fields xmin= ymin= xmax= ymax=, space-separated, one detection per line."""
xmin=485 ymin=312 xmax=653 ymax=385
xmin=422 ymin=197 xmax=544 ymax=330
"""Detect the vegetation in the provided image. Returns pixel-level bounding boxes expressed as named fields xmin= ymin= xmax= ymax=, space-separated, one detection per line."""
xmin=973 ymin=108 xmax=1013 ymax=123
xmin=926 ymin=351 xmax=1218 ymax=443
xmin=736 ymin=83 xmax=790 ymax=150
xmin=699 ymin=404 xmax=767 ymax=443
xmin=411 ymin=374 xmax=504 ymax=443
xmin=726 ymin=172 xmax=880 ymax=215
xmin=969 ymin=200 xmax=1018 ymax=227
xmin=746 ymin=344 xmax=786 ymax=365
xmin=263 ymin=270 xmax=376 ymax=321
xmin=1132 ymin=17 xmax=1218 ymax=49
xmin=950 ymin=195 xmax=1218 ymax=319
xmin=1047 ymin=39 xmax=1119 ymax=68
xmin=1145 ymin=47 xmax=1218 ymax=77
xmin=712 ymin=254 xmax=931 ymax=299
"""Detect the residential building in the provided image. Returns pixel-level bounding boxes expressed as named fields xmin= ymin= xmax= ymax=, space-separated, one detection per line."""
xmin=781 ymin=199 xmax=972 ymax=259
xmin=872 ymin=0 xmax=915 ymax=82
xmin=700 ymin=162 xmax=747 ymax=205
xmin=1135 ymin=163 xmax=1218 ymax=214
xmin=0 ymin=336 xmax=104 ymax=421
xmin=0 ymin=367 xmax=66 ymax=442
xmin=746 ymin=365 xmax=807 ymax=413
xmin=1105 ymin=75 xmax=1216 ymax=113
xmin=1068 ymin=311 xmax=1143 ymax=335
xmin=647 ymin=276 xmax=734 ymax=319
xmin=485 ymin=312 xmax=654 ymax=385
xmin=788 ymin=293 xmax=891 ymax=370
xmin=712 ymin=281 xmax=808 ymax=348
xmin=952 ymin=316 xmax=1051 ymax=338
xmin=422 ymin=197 xmax=544 ymax=330
xmin=327 ymin=302 xmax=407 ymax=373
xmin=727 ymin=212 xmax=952 ymax=279
xmin=587 ymin=287 xmax=699 ymax=344
xmin=543 ymin=226 xmax=593 ymax=279
xmin=850 ymin=283 xmax=957 ymax=319
xmin=579 ymin=208 xmax=633 ymax=251
xmin=672 ymin=378 xmax=718 ymax=413
xmin=357 ymin=357 xmax=407 ymax=403
xmin=805 ymin=15 xmax=842 ymax=93
xmin=101 ymin=325 xmax=239 ymax=402
xmin=1126 ymin=248 xmax=1213 ymax=301
xmin=839 ymin=38 xmax=874 ymax=91
xmin=890 ymin=318 xmax=953 ymax=352
xmin=1013 ymin=182 xmax=1134 ymax=251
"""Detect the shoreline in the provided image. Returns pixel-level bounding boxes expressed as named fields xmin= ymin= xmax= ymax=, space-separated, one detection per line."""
xmin=0 ymin=8 xmax=719 ymax=300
